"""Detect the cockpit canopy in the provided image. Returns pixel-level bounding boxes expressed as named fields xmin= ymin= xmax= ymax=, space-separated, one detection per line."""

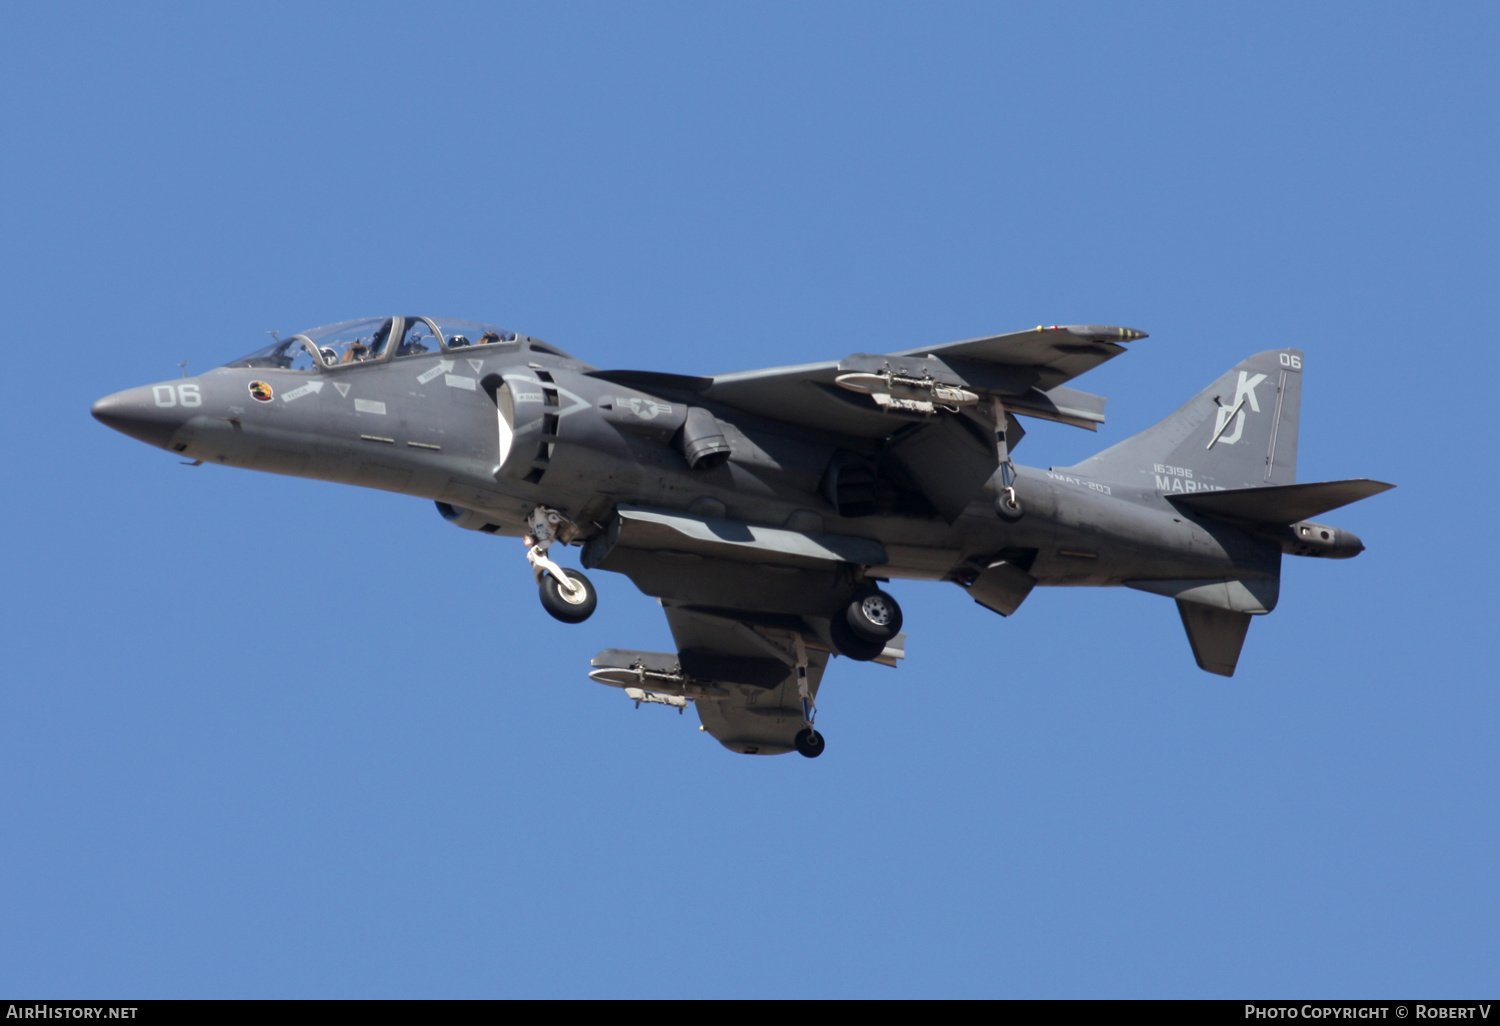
xmin=227 ymin=316 xmax=574 ymax=371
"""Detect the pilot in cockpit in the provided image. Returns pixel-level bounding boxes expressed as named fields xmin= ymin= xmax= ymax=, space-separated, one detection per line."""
xmin=341 ymin=337 xmax=369 ymax=364
xmin=398 ymin=328 xmax=431 ymax=357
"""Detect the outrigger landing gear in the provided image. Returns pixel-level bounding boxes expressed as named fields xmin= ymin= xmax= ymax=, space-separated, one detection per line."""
xmin=525 ymin=506 xmax=597 ymax=624
xmin=995 ymin=459 xmax=1024 ymax=520
xmin=792 ymin=635 xmax=825 ymax=759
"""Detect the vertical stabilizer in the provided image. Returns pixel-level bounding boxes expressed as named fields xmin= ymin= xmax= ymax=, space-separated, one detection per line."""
xmin=1069 ymin=349 xmax=1303 ymax=490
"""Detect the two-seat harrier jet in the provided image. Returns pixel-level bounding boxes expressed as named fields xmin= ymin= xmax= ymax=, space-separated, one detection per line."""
xmin=93 ymin=317 xmax=1391 ymax=758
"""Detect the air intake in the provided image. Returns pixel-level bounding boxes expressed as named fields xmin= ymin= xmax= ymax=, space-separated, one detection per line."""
xmin=678 ymin=407 xmax=731 ymax=470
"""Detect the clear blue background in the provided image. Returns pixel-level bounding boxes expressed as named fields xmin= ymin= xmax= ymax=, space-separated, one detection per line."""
xmin=2 ymin=2 xmax=1494 ymax=998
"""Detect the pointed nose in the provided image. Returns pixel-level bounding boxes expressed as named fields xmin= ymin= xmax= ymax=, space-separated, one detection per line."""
xmin=91 ymin=385 xmax=189 ymax=450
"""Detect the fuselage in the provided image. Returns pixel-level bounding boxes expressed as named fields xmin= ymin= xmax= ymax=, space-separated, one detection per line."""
xmin=92 ymin=333 xmax=1276 ymax=601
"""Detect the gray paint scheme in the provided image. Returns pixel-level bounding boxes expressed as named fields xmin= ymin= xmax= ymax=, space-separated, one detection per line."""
xmin=92 ymin=316 xmax=1393 ymax=757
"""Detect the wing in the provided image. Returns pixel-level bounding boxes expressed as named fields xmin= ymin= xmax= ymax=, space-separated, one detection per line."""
xmin=590 ymin=604 xmax=903 ymax=756
xmin=584 ymin=325 xmax=1143 ymax=522
xmin=696 ymin=324 xmax=1145 ymax=438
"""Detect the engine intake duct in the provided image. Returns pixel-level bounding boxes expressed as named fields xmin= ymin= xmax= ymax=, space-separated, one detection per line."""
xmin=677 ymin=406 xmax=731 ymax=470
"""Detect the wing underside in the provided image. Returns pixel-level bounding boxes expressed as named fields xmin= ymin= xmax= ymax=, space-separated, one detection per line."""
xmin=670 ymin=604 xmax=827 ymax=756
xmin=590 ymin=605 xmax=904 ymax=755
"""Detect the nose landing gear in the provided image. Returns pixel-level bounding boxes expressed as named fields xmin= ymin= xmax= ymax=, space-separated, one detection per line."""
xmin=538 ymin=566 xmax=597 ymax=623
xmin=525 ymin=506 xmax=597 ymax=624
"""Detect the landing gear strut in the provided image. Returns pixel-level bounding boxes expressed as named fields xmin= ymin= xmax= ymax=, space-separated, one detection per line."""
xmin=525 ymin=506 xmax=597 ymax=624
xmin=991 ymin=396 xmax=1024 ymax=521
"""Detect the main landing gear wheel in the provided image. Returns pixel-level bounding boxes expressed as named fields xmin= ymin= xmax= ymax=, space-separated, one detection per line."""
xmin=828 ymin=614 xmax=887 ymax=661
xmin=846 ymin=586 xmax=903 ymax=643
xmin=794 ymin=727 xmax=826 ymax=759
xmin=539 ymin=568 xmax=597 ymax=624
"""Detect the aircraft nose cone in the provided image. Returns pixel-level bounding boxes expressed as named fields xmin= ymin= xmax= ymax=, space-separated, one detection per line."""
xmin=91 ymin=386 xmax=188 ymax=450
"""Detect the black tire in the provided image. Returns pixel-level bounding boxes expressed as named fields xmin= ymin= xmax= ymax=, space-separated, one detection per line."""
xmin=995 ymin=490 xmax=1024 ymax=521
xmin=539 ymin=568 xmax=597 ymax=624
xmin=845 ymin=587 xmax=902 ymax=643
xmin=794 ymin=728 xmax=826 ymax=759
xmin=828 ymin=613 xmax=886 ymax=661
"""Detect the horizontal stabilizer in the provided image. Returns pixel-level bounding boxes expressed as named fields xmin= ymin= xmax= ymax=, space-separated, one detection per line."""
xmin=1177 ymin=601 xmax=1252 ymax=677
xmin=1169 ymin=478 xmax=1393 ymax=525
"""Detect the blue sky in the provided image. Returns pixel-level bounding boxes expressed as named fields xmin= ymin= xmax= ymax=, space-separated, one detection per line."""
xmin=2 ymin=2 xmax=1495 ymax=998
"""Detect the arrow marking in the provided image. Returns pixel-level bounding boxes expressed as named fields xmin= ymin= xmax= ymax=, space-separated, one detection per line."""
xmin=417 ymin=359 xmax=455 ymax=385
xmin=281 ymin=381 xmax=325 ymax=403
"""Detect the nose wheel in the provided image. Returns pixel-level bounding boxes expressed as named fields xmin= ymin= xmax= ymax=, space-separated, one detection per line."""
xmin=539 ymin=567 xmax=597 ymax=623
xmin=525 ymin=506 xmax=596 ymax=624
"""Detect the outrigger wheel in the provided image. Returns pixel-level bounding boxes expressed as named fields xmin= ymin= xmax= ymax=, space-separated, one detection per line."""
xmin=538 ymin=568 xmax=598 ymax=624
xmin=995 ymin=490 xmax=1024 ymax=521
xmin=794 ymin=727 xmax=826 ymax=759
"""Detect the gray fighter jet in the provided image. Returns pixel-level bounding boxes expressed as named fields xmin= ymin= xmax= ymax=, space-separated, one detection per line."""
xmin=92 ymin=316 xmax=1392 ymax=758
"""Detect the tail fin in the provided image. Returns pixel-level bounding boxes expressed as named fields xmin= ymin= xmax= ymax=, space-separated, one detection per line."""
xmin=1069 ymin=349 xmax=1303 ymax=489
